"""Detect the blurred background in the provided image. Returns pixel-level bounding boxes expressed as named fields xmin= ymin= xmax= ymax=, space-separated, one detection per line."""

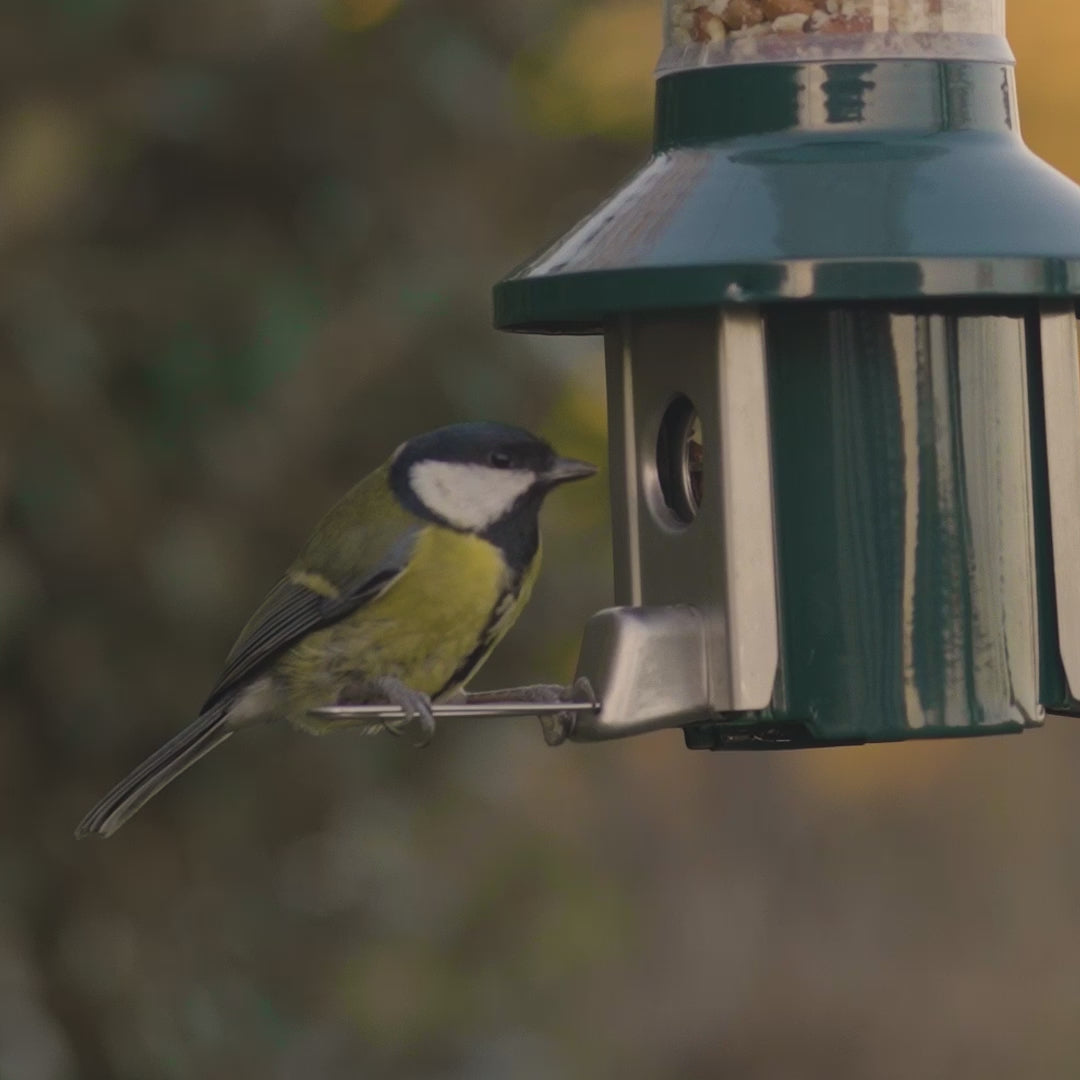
xmin=2 ymin=0 xmax=1080 ymax=1077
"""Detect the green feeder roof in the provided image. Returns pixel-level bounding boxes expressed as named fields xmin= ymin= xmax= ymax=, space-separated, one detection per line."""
xmin=494 ymin=60 xmax=1080 ymax=333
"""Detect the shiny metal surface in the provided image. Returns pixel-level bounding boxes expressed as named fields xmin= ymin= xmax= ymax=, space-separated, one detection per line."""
xmin=592 ymin=305 xmax=1042 ymax=746
xmin=753 ymin=306 xmax=1040 ymax=742
xmin=596 ymin=304 xmax=1042 ymax=746
xmin=952 ymin=315 xmax=1039 ymax=725
xmin=655 ymin=395 xmax=702 ymax=524
xmin=603 ymin=308 xmax=779 ymax=716
xmin=311 ymin=701 xmax=601 ymax=722
xmin=571 ymin=606 xmax=711 ymax=740
xmin=717 ymin=310 xmax=781 ymax=708
xmin=604 ymin=319 xmax=643 ymax=606
xmin=1040 ymin=306 xmax=1080 ymax=698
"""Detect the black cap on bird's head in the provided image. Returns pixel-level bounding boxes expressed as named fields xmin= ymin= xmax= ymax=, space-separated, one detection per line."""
xmin=389 ymin=421 xmax=597 ymax=537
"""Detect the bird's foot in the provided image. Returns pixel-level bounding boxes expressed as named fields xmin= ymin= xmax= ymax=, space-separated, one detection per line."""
xmin=373 ymin=677 xmax=436 ymax=747
xmin=463 ymin=677 xmax=596 ymax=747
xmin=337 ymin=677 xmax=436 ymax=747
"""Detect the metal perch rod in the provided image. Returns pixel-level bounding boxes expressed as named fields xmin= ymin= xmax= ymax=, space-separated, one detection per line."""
xmin=310 ymin=701 xmax=601 ymax=722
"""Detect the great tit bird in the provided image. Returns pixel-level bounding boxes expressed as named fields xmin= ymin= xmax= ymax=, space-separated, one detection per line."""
xmin=76 ymin=422 xmax=596 ymax=838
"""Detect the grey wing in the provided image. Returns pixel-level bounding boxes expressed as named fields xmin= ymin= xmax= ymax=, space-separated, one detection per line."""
xmin=201 ymin=534 xmax=417 ymax=712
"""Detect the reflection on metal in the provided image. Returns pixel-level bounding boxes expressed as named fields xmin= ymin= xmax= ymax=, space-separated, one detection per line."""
xmin=310 ymin=701 xmax=601 ymax=722
xmin=602 ymin=309 xmax=779 ymax=716
xmin=655 ymin=395 xmax=703 ymax=524
xmin=495 ymin=63 xmax=1080 ymax=333
xmin=571 ymin=606 xmax=710 ymax=740
xmin=755 ymin=307 xmax=1040 ymax=741
xmin=589 ymin=305 xmax=1043 ymax=746
xmin=718 ymin=310 xmax=780 ymax=709
xmin=1040 ymin=306 xmax=1080 ymax=698
xmin=954 ymin=315 xmax=1038 ymax=724
xmin=604 ymin=320 xmax=643 ymax=606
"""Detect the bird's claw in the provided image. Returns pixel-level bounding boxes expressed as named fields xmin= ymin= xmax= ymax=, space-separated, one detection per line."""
xmin=363 ymin=677 xmax=436 ymax=747
xmin=470 ymin=678 xmax=596 ymax=746
xmin=542 ymin=676 xmax=596 ymax=747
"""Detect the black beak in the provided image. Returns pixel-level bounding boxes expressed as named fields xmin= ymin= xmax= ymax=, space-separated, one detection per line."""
xmin=544 ymin=457 xmax=598 ymax=485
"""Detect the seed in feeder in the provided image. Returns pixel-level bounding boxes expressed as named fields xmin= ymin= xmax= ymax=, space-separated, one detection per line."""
xmin=771 ymin=11 xmax=810 ymax=29
xmin=730 ymin=21 xmax=770 ymax=35
xmin=704 ymin=15 xmax=728 ymax=39
xmin=668 ymin=1 xmax=693 ymax=28
xmin=720 ymin=0 xmax=765 ymax=30
xmin=762 ymin=0 xmax=814 ymax=18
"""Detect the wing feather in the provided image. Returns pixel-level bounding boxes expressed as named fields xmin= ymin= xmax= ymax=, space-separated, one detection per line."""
xmin=201 ymin=530 xmax=418 ymax=711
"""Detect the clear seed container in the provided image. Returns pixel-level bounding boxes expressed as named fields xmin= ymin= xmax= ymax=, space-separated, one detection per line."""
xmin=660 ymin=0 xmax=1009 ymax=72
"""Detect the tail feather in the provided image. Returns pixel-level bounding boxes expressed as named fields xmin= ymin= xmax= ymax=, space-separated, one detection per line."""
xmin=75 ymin=702 xmax=233 ymax=838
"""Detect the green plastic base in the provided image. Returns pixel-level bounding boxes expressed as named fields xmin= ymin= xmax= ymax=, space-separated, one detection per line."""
xmin=493 ymin=61 xmax=1080 ymax=332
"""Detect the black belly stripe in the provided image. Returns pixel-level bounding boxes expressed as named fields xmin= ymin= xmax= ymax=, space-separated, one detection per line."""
xmin=433 ymin=587 xmax=517 ymax=699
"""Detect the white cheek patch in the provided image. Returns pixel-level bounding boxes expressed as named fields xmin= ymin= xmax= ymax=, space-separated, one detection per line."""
xmin=410 ymin=462 xmax=535 ymax=531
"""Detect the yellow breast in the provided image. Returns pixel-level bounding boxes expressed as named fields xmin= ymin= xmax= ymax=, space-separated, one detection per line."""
xmin=278 ymin=525 xmax=538 ymax=715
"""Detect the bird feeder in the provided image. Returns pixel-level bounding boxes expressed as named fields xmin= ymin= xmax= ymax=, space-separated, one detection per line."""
xmin=494 ymin=0 xmax=1080 ymax=748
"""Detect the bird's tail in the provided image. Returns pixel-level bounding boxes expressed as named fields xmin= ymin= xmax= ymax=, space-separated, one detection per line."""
xmin=75 ymin=701 xmax=233 ymax=838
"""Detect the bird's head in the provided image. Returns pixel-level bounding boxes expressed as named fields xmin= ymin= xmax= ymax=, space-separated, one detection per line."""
xmin=389 ymin=422 xmax=597 ymax=534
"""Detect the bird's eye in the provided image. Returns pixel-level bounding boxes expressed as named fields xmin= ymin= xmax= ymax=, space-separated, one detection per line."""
xmin=489 ymin=450 xmax=512 ymax=469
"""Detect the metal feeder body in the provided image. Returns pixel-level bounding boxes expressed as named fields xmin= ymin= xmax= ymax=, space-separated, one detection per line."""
xmin=494 ymin=0 xmax=1080 ymax=749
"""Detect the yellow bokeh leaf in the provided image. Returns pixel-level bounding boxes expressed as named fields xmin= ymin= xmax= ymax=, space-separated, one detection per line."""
xmin=325 ymin=0 xmax=401 ymax=33
xmin=515 ymin=0 xmax=658 ymax=140
xmin=0 ymin=101 xmax=88 ymax=239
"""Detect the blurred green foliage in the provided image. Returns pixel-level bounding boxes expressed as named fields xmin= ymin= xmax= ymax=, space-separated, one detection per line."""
xmin=2 ymin=1 xmax=1080 ymax=1078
